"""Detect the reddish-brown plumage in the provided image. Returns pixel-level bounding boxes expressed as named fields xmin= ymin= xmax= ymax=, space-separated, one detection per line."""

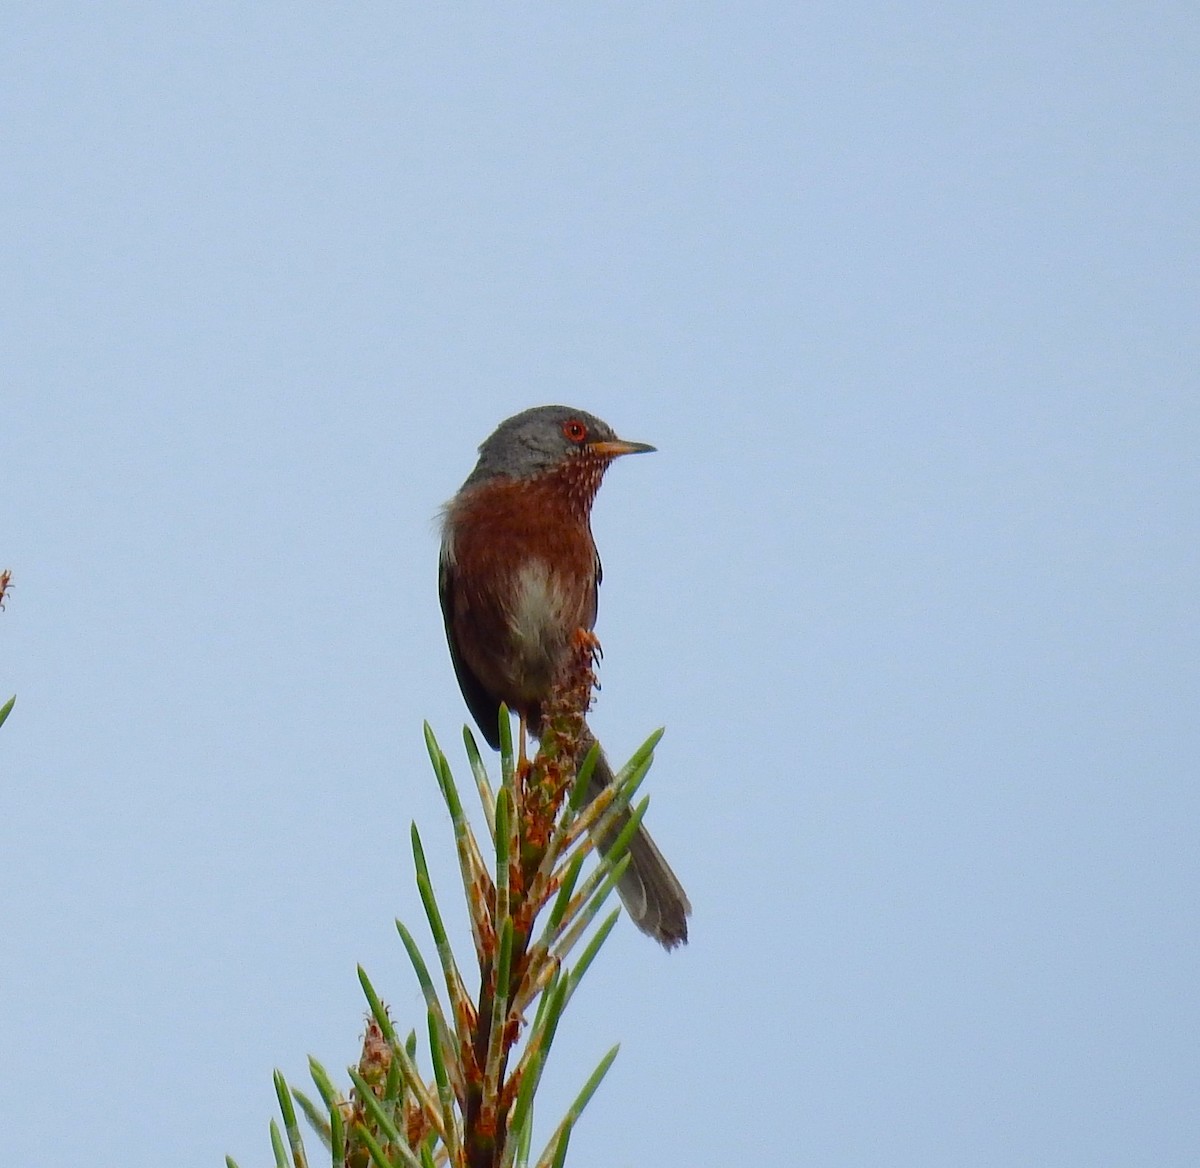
xmin=442 ymin=463 xmax=604 ymax=729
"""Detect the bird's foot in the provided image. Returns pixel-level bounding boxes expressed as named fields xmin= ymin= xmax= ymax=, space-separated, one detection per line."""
xmin=572 ymin=627 xmax=603 ymax=667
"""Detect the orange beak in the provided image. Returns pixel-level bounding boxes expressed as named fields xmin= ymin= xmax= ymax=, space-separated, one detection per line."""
xmin=586 ymin=438 xmax=656 ymax=458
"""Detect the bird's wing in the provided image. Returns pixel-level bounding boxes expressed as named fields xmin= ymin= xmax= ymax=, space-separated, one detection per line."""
xmin=590 ymin=546 xmax=602 ymax=626
xmin=439 ymin=549 xmax=504 ymax=750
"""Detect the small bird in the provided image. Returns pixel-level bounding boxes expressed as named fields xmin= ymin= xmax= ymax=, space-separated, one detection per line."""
xmin=439 ymin=405 xmax=691 ymax=949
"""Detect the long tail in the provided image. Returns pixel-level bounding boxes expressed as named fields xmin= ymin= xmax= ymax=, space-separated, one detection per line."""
xmin=582 ymin=732 xmax=691 ymax=949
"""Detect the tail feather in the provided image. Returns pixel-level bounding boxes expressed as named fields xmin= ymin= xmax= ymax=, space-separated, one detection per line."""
xmin=583 ymin=733 xmax=691 ymax=949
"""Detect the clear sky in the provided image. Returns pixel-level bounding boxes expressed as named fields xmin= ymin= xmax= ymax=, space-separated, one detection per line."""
xmin=3 ymin=5 xmax=1197 ymax=1166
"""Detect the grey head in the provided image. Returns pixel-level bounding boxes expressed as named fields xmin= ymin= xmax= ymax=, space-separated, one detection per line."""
xmin=462 ymin=405 xmax=654 ymax=488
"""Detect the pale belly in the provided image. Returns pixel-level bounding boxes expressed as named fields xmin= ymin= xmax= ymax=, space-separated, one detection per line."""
xmin=504 ymin=559 xmax=584 ymax=701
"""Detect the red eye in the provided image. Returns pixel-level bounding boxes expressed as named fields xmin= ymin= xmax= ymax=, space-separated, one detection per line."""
xmin=562 ymin=419 xmax=588 ymax=443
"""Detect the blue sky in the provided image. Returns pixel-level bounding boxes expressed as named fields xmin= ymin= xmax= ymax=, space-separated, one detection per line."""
xmin=2 ymin=5 xmax=1197 ymax=1166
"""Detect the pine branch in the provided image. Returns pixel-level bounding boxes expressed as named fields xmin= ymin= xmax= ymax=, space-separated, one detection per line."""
xmin=238 ymin=630 xmax=654 ymax=1167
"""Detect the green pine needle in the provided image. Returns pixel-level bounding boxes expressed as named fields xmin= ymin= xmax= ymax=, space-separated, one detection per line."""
xmin=615 ymin=728 xmax=665 ymax=780
xmin=268 ymin=1119 xmax=288 ymax=1168
xmin=564 ymin=910 xmax=620 ymax=1005
xmin=533 ymin=1045 xmax=620 ymax=1168
xmin=424 ymin=722 xmax=465 ymax=826
xmin=393 ymin=918 xmax=439 ymax=1008
xmin=551 ymin=854 xmax=631 ymax=961
xmin=330 ymin=1101 xmax=346 ymax=1165
xmin=425 ymin=1008 xmax=462 ymax=1166
xmin=384 ymin=1055 xmax=403 ymax=1104
xmin=547 ymin=1125 xmax=571 ymax=1168
xmin=494 ymin=786 xmax=513 ymax=925
xmin=273 ymin=1070 xmax=309 ymax=1168
xmin=410 ymin=824 xmax=471 ymax=1055
xmin=501 ymin=1045 xmax=543 ymax=1168
xmin=410 ymin=825 xmax=450 ymax=954
xmin=290 ymin=1088 xmax=331 ymax=1150
xmin=462 ymin=725 xmax=497 ymax=835
xmin=545 ymin=852 xmax=585 ymax=935
xmin=483 ymin=916 xmax=515 ymax=1106
xmin=306 ymin=1056 xmax=341 ymax=1112
xmin=512 ymin=976 xmax=568 ymax=1112
xmin=601 ymin=796 xmax=651 ymax=868
xmin=346 ymin=1068 xmax=407 ymax=1151
xmin=497 ymin=702 xmax=514 ymax=790
xmin=566 ymin=741 xmax=601 ymax=814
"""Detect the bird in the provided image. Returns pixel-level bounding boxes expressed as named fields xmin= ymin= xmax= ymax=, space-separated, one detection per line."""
xmin=439 ymin=405 xmax=691 ymax=949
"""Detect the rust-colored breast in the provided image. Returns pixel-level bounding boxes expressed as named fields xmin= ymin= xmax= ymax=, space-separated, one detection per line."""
xmin=443 ymin=469 xmax=603 ymax=708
